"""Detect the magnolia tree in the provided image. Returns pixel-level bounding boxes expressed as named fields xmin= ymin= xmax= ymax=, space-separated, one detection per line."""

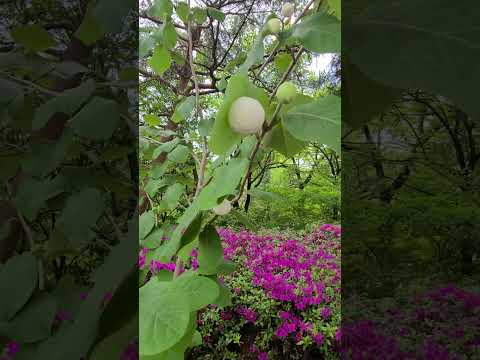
xmin=138 ymin=0 xmax=340 ymax=358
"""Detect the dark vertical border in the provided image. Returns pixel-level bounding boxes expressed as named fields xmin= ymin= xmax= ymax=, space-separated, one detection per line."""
xmin=342 ymin=1 xmax=480 ymax=358
xmin=0 ymin=1 xmax=138 ymax=358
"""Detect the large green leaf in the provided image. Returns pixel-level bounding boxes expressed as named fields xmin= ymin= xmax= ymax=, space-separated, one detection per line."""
xmin=167 ymin=145 xmax=189 ymax=163
xmin=0 ymin=293 xmax=58 ymax=343
xmin=11 ymin=25 xmax=55 ymax=52
xmin=149 ymin=46 xmax=172 ymax=76
xmin=139 ymin=280 xmax=190 ymax=355
xmin=0 ymin=253 xmax=37 ymax=322
xmin=292 ymin=11 xmax=340 ymax=53
xmin=346 ymin=0 xmax=480 ymax=119
xmin=173 ymin=274 xmax=220 ymax=311
xmin=149 ymin=0 xmax=174 ymax=19
xmin=209 ymin=73 xmax=268 ymax=155
xmin=54 ymin=188 xmax=105 ymax=248
xmin=198 ymin=226 xmax=223 ymax=275
xmin=282 ymin=95 xmax=340 ymax=152
xmin=70 ymin=97 xmax=119 ymax=140
xmin=140 ymin=211 xmax=156 ymax=240
xmin=162 ymin=183 xmax=185 ymax=209
xmin=197 ymin=158 xmax=248 ymax=210
xmin=33 ymin=80 xmax=95 ymax=129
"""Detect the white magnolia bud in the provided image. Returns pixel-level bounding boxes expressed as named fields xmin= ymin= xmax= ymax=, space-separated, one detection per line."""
xmin=266 ymin=18 xmax=282 ymax=35
xmin=228 ymin=97 xmax=265 ymax=135
xmin=281 ymin=3 xmax=295 ymax=17
xmin=213 ymin=199 xmax=232 ymax=216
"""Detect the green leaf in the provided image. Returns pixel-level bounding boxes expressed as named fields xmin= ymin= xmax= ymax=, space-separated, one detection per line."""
xmin=274 ymin=53 xmax=292 ymax=73
xmin=197 ymin=158 xmax=248 ymax=210
xmin=209 ymin=73 xmax=268 ymax=154
xmin=140 ymin=211 xmax=156 ymax=240
xmin=176 ymin=2 xmax=189 ymax=23
xmin=157 ymin=200 xmax=201 ymax=262
xmin=167 ymin=145 xmax=189 ymax=163
xmin=11 ymin=25 xmax=55 ymax=52
xmin=207 ymin=7 xmax=226 ymax=22
xmin=172 ymin=96 xmax=196 ymax=123
xmin=145 ymin=178 xmax=168 ymax=198
xmin=142 ymin=225 xmax=173 ymax=249
xmin=0 ymin=253 xmax=37 ymax=322
xmin=54 ymin=188 xmax=105 ymax=248
xmin=149 ymin=46 xmax=172 ymax=76
xmin=0 ymin=293 xmax=58 ymax=343
xmin=347 ymin=0 xmax=480 ymax=119
xmin=70 ymin=97 xmax=119 ymax=140
xmin=153 ymin=138 xmax=181 ymax=158
xmin=150 ymin=0 xmax=174 ymax=19
xmin=198 ymin=225 xmax=223 ymax=275
xmin=139 ymin=280 xmax=190 ymax=355
xmin=179 ymin=213 xmax=202 ymax=249
xmin=140 ymin=36 xmax=156 ymax=58
xmin=33 ymin=79 xmax=95 ymax=129
xmin=22 ymin=129 xmax=74 ymax=176
xmin=327 ymin=0 xmax=341 ymax=19
xmin=75 ymin=5 xmax=104 ymax=45
xmin=90 ymin=315 xmax=137 ymax=360
xmin=263 ymin=123 xmax=306 ymax=157
xmin=162 ymin=183 xmax=184 ymax=209
xmin=144 ymin=114 xmax=161 ymax=126
xmin=192 ymin=7 xmax=208 ymax=24
xmin=34 ymin=222 xmax=137 ymax=360
xmin=174 ymin=274 xmax=219 ymax=311
xmin=282 ymin=95 xmax=340 ymax=152
xmin=217 ymin=78 xmax=227 ymax=91
xmin=292 ymin=11 xmax=340 ymax=53
xmin=212 ymin=285 xmax=232 ymax=308
xmin=163 ymin=21 xmax=177 ymax=49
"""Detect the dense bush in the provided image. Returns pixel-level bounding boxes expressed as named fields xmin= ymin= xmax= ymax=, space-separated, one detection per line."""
xmin=342 ymin=283 xmax=480 ymax=359
xmin=188 ymin=225 xmax=341 ymax=360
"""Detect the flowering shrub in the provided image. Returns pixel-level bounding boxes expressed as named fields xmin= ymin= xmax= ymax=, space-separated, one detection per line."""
xmin=342 ymin=283 xmax=480 ymax=359
xmin=190 ymin=225 xmax=341 ymax=359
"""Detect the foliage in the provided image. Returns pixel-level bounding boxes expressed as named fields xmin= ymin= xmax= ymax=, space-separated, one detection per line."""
xmin=138 ymin=0 xmax=341 ymax=358
xmin=0 ymin=0 xmax=137 ymax=358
